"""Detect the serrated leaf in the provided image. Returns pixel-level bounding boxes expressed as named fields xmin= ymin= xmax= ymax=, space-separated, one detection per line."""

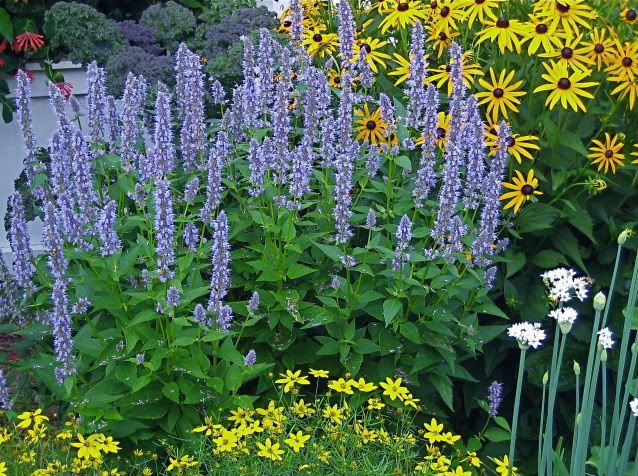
xmin=383 ymin=299 xmax=402 ymax=326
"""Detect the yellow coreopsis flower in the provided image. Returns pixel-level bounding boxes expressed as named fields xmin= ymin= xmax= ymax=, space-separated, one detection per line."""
xmin=71 ymin=434 xmax=102 ymax=460
xmin=16 ymin=409 xmax=49 ymax=429
xmin=499 ymin=169 xmax=543 ymax=213
xmin=93 ymin=434 xmax=121 ymax=454
xmin=476 ymin=68 xmax=526 ymax=122
xmin=349 ymin=377 xmax=378 ymax=392
xmin=403 ymin=393 xmax=421 ymax=409
xmin=292 ymin=399 xmax=316 ymax=417
xmin=275 ymin=369 xmax=310 ymax=393
xmin=284 ymin=430 xmax=311 ymax=452
xmin=0 ymin=429 xmax=12 ymax=444
xmin=533 ymin=61 xmax=598 ymax=112
xmin=587 ymin=133 xmax=625 ymax=173
xmin=443 ymin=466 xmax=472 ymax=476
xmin=423 ymin=418 xmax=444 ymax=443
xmin=192 ymin=416 xmax=222 ymax=436
xmin=257 ymin=438 xmax=284 ymax=461
xmin=309 ymin=368 xmax=329 ymax=378
xmin=328 ymin=377 xmax=355 ymax=394
xmin=493 ymin=455 xmax=518 ymax=475
xmin=0 ymin=462 xmax=6 ymax=476
xmin=379 ymin=377 xmax=409 ymax=401
xmin=228 ymin=408 xmax=255 ymax=427
xmin=214 ymin=429 xmax=239 ymax=453
xmin=322 ymin=404 xmax=344 ymax=424
xmin=367 ymin=398 xmax=386 ymax=410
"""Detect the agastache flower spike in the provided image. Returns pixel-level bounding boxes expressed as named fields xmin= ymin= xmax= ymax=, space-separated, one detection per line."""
xmin=244 ymin=349 xmax=257 ymax=365
xmin=290 ymin=0 xmax=304 ymax=43
xmin=193 ymin=303 xmax=211 ymax=327
xmin=120 ymin=73 xmax=144 ymax=170
xmin=177 ymin=45 xmax=206 ymax=171
xmin=337 ymin=0 xmax=355 ymax=66
xmin=167 ymin=287 xmax=180 ymax=307
xmin=49 ymin=129 xmax=72 ymax=198
xmin=48 ymin=81 xmax=71 ymax=132
xmin=71 ymin=131 xmax=96 ymax=228
xmin=183 ymin=177 xmax=200 ymax=204
xmin=0 ymin=369 xmax=12 ymax=410
xmin=392 ymin=215 xmax=413 ymax=271
xmin=333 ymin=140 xmax=359 ymax=244
xmin=97 ymin=200 xmax=122 ymax=256
xmin=208 ymin=210 xmax=231 ymax=313
xmin=257 ymin=29 xmax=275 ymax=111
xmin=462 ymin=96 xmax=487 ymax=209
xmin=217 ymin=304 xmax=234 ymax=333
xmin=106 ymin=95 xmax=120 ymax=143
xmin=148 ymin=85 xmax=176 ymax=179
xmin=14 ymin=70 xmax=37 ymax=185
xmin=154 ymin=179 xmax=175 ymax=281
xmin=247 ymin=291 xmax=260 ymax=313
xmin=209 ymin=79 xmax=226 ymax=105
xmin=365 ymin=208 xmax=377 ymax=229
xmin=8 ymin=192 xmax=34 ymax=291
xmin=57 ymin=192 xmax=83 ymax=246
xmin=248 ymin=139 xmax=267 ymax=197
xmin=413 ymin=85 xmax=439 ymax=207
xmin=201 ymin=133 xmax=230 ymax=226
xmin=42 ymin=201 xmax=68 ymax=280
xmin=487 ymin=381 xmax=503 ymax=416
xmin=406 ymin=22 xmax=427 ymax=129
xmin=240 ymin=36 xmax=261 ymax=129
xmin=86 ymin=61 xmax=107 ymax=141
xmin=183 ymin=222 xmax=199 ymax=252
xmin=0 ymin=254 xmax=20 ymax=319
xmin=379 ymin=93 xmax=395 ymax=130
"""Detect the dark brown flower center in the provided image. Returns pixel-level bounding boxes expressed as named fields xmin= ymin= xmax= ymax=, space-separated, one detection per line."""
xmin=561 ymin=47 xmax=573 ymax=59
xmin=521 ymin=184 xmax=534 ymax=195
xmin=558 ymin=77 xmax=571 ymax=89
xmin=438 ymin=32 xmax=448 ymax=41
xmin=366 ymin=120 xmax=377 ymax=130
xmin=430 ymin=0 xmax=438 ymax=8
xmin=397 ymin=2 xmax=409 ymax=11
xmin=475 ymin=0 xmax=486 ymax=3
xmin=604 ymin=149 xmax=614 ymax=158
xmin=333 ymin=76 xmax=340 ymax=84
xmin=535 ymin=23 xmax=548 ymax=34
xmin=626 ymin=9 xmax=637 ymax=21
xmin=506 ymin=136 xmax=516 ymax=147
xmin=496 ymin=17 xmax=510 ymax=28
xmin=313 ymin=33 xmax=323 ymax=42
xmin=356 ymin=25 xmax=363 ymax=33
xmin=283 ymin=20 xmax=292 ymax=27
xmin=493 ymin=88 xmax=505 ymax=98
xmin=594 ymin=43 xmax=604 ymax=53
xmin=440 ymin=6 xmax=450 ymax=17
xmin=622 ymin=57 xmax=633 ymax=67
xmin=362 ymin=43 xmax=372 ymax=54
xmin=436 ymin=127 xmax=446 ymax=138
xmin=445 ymin=64 xmax=452 ymax=72
xmin=556 ymin=2 xmax=570 ymax=13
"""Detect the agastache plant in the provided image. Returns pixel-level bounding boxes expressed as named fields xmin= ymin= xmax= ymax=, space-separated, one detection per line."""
xmin=15 ymin=70 xmax=37 ymax=186
xmin=154 ymin=179 xmax=175 ymax=281
xmin=86 ymin=61 xmax=107 ymax=142
xmin=8 ymin=192 xmax=34 ymax=292
xmin=208 ymin=210 xmax=231 ymax=314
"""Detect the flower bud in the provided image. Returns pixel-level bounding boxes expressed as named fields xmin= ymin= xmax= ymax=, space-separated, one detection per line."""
xmin=593 ymin=292 xmax=606 ymax=311
xmin=543 ymin=371 xmax=549 ymax=385
xmin=559 ymin=321 xmax=573 ymax=334
xmin=618 ymin=228 xmax=634 ymax=245
xmin=573 ymin=361 xmax=580 ymax=376
xmin=601 ymin=349 xmax=608 ymax=363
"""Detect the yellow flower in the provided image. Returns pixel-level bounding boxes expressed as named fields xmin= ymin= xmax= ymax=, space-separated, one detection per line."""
xmin=214 ymin=429 xmax=239 ymax=453
xmin=587 ymin=133 xmax=625 ymax=174
xmin=379 ymin=0 xmax=428 ymax=34
xmin=523 ymin=14 xmax=564 ymax=55
xmin=632 ymin=144 xmax=638 ymax=164
xmin=284 ymin=430 xmax=311 ymax=452
xmin=353 ymin=37 xmax=392 ymax=73
xmin=487 ymin=132 xmax=541 ymax=163
xmin=623 ymin=7 xmax=638 ymax=24
xmin=605 ymin=40 xmax=638 ymax=82
xmin=403 ymin=393 xmax=421 ymax=409
xmin=27 ymin=424 xmax=46 ymax=444
xmin=349 ymin=377 xmax=378 ymax=392
xmin=93 ymin=434 xmax=121 ymax=454
xmin=101 ymin=470 xmax=125 ymax=476
xmin=0 ymin=462 xmax=6 ymax=476
xmin=302 ymin=30 xmax=339 ymax=58
xmin=439 ymin=431 xmax=462 ymax=444
xmin=360 ymin=428 xmax=378 ymax=443
xmin=475 ymin=68 xmax=526 ymax=122
xmin=427 ymin=28 xmax=460 ymax=58
xmin=71 ymin=434 xmax=102 ymax=460
xmin=328 ymin=377 xmax=355 ymax=394
xmin=19 ymin=450 xmax=36 ymax=463
xmin=16 ymin=409 xmax=49 ymax=429
xmin=423 ymin=418 xmax=444 ymax=443
xmin=476 ymin=17 xmax=528 ymax=54
xmin=533 ymin=61 xmax=598 ymax=112
xmin=540 ymin=34 xmax=596 ymax=72
xmin=275 ymin=369 xmax=310 ymax=393
xmin=142 ymin=468 xmax=153 ymax=476
xmin=610 ymin=77 xmax=638 ymax=109
xmin=367 ymin=398 xmax=386 ymax=410
xmin=426 ymin=51 xmax=483 ymax=96
xmin=0 ymin=429 xmax=12 ymax=444
xmin=463 ymin=0 xmax=502 ymax=28
xmin=582 ymin=28 xmax=615 ymax=70
xmin=379 ymin=377 xmax=409 ymax=401
xmin=535 ymin=0 xmax=596 ymax=39
xmin=292 ymin=399 xmax=316 ymax=418
xmin=430 ymin=0 xmax=467 ymax=37
xmin=389 ymin=53 xmax=413 ymax=86
xmin=192 ymin=416 xmax=222 ymax=436
xmin=322 ymin=404 xmax=344 ymax=424
xmin=166 ymin=455 xmax=198 ymax=472
xmin=257 ymin=438 xmax=284 ymax=461
xmin=257 ymin=401 xmax=285 ymax=422
xmin=309 ymin=368 xmax=329 ymax=378
xmin=466 ymin=451 xmax=482 ymax=467
xmin=499 ymin=169 xmax=543 ymax=213
xmin=443 ymin=466 xmax=472 ymax=476
xmin=56 ymin=429 xmax=72 ymax=440
xmin=318 ymin=450 xmax=331 ymax=463
xmin=134 ymin=449 xmax=144 ymax=457
xmin=493 ymin=455 xmax=517 ymax=475
xmin=228 ymin=408 xmax=255 ymax=427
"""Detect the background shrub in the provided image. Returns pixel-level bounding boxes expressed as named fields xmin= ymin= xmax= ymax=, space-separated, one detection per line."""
xmin=139 ymin=1 xmax=197 ymax=52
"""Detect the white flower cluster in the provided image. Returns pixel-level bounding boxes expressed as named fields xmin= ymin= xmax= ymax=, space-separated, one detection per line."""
xmin=541 ymin=268 xmax=589 ymax=303
xmin=549 ymin=307 xmax=578 ymax=325
xmin=508 ymin=322 xmax=546 ymax=349
xmin=630 ymin=398 xmax=638 ymax=417
xmin=597 ymin=327 xmax=615 ymax=350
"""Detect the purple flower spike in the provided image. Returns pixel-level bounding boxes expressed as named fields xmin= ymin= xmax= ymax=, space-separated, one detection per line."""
xmin=8 ymin=193 xmax=34 ymax=291
xmin=97 ymin=200 xmax=121 ymax=256
xmin=244 ymin=349 xmax=257 ymax=365
xmin=0 ymin=369 xmax=12 ymax=410
xmin=392 ymin=215 xmax=412 ymax=271
xmin=247 ymin=291 xmax=260 ymax=313
xmin=154 ymin=179 xmax=175 ymax=281
xmin=207 ymin=210 xmax=231 ymax=313
xmin=488 ymin=381 xmax=504 ymax=416
xmin=216 ymin=303 xmax=234 ymax=333
xmin=15 ymin=70 xmax=37 ymax=185
xmin=86 ymin=61 xmax=107 ymax=141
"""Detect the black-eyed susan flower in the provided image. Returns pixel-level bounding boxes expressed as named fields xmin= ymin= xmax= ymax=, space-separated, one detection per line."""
xmin=430 ymin=0 xmax=467 ymax=36
xmin=426 ymin=52 xmax=483 ymax=95
xmin=302 ymin=30 xmax=339 ymax=58
xmin=275 ymin=369 xmax=311 ymax=392
xmin=354 ymin=104 xmax=389 ymax=144
xmin=379 ymin=0 xmax=429 ymax=33
xmin=256 ymin=438 xmax=284 ymax=461
xmin=523 ymin=14 xmax=564 ymax=55
xmin=353 ymin=37 xmax=392 ymax=73
xmin=587 ymin=133 xmax=625 ymax=173
xmin=284 ymin=430 xmax=311 ymax=452
xmin=463 ymin=0 xmax=502 ymax=27
xmin=476 ymin=68 xmax=527 ymax=122
xmin=533 ymin=61 xmax=598 ymax=112
xmin=610 ymin=77 xmax=638 ymax=108
xmin=476 ymin=16 xmax=528 ymax=54
xmin=535 ymin=0 xmax=597 ymax=39
xmin=632 ymin=144 xmax=638 ymax=163
xmin=435 ymin=111 xmax=451 ymax=148
xmin=583 ymin=28 xmax=615 ymax=70
xmin=622 ymin=7 xmax=637 ymax=24
xmin=389 ymin=53 xmax=412 ymax=85
xmin=427 ymin=28 xmax=460 ymax=57
xmin=605 ymin=40 xmax=638 ymax=82
xmin=487 ymin=133 xmax=540 ymax=162
xmin=499 ymin=169 xmax=543 ymax=213
xmin=540 ymin=34 xmax=595 ymax=71
xmin=379 ymin=377 xmax=410 ymax=400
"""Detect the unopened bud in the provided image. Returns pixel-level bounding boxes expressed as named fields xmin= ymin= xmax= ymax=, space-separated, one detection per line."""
xmin=573 ymin=361 xmax=580 ymax=376
xmin=543 ymin=371 xmax=549 ymax=385
xmin=559 ymin=321 xmax=573 ymax=334
xmin=601 ymin=349 xmax=608 ymax=363
xmin=593 ymin=292 xmax=606 ymax=311
xmin=618 ymin=228 xmax=634 ymax=245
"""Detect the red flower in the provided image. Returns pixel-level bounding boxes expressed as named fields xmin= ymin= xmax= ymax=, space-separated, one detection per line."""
xmin=13 ymin=32 xmax=45 ymax=53
xmin=56 ymin=82 xmax=73 ymax=99
xmin=0 ymin=58 xmax=5 ymax=68
xmin=0 ymin=38 xmax=8 ymax=53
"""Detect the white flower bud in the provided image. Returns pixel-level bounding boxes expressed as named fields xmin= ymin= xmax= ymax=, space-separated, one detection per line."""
xmin=593 ymin=292 xmax=606 ymax=311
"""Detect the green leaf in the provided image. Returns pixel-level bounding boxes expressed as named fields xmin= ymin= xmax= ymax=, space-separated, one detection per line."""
xmin=431 ymin=373 xmax=453 ymax=410
xmin=484 ymin=427 xmax=511 ymax=442
xmin=0 ymin=8 xmax=13 ymax=42
xmin=127 ymin=309 xmax=159 ymax=327
xmin=560 ymin=131 xmax=589 ymax=157
xmin=567 ymin=209 xmax=596 ymax=243
xmin=287 ymin=263 xmax=316 ymax=279
xmin=383 ymin=299 xmax=402 ymax=326
xmin=394 ymin=155 xmax=412 ymax=171
xmin=400 ymin=322 xmax=421 ymax=343
xmin=162 ymin=382 xmax=180 ymax=403
xmin=532 ymin=249 xmax=567 ymax=268
xmin=517 ymin=204 xmax=560 ymax=233
xmin=551 ymin=226 xmax=588 ymax=272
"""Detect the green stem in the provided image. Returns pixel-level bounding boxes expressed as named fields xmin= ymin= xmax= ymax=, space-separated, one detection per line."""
xmin=543 ymin=331 xmax=567 ymax=476
xmin=619 ymin=416 xmax=636 ymax=476
xmin=509 ymin=348 xmax=527 ymax=476
xmin=601 ymin=361 xmax=608 ymax=473
xmin=538 ymin=380 xmax=547 ymax=473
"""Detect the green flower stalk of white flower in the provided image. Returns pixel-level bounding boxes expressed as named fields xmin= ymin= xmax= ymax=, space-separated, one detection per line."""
xmin=538 ymin=371 xmax=548 ymax=473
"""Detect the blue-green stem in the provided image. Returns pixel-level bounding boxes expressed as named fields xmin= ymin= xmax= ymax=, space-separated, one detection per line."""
xmin=509 ymin=348 xmax=527 ymax=476
xmin=601 ymin=244 xmax=623 ymax=329
xmin=575 ymin=349 xmax=603 ymax=475
xmin=542 ymin=327 xmax=565 ymax=476
xmin=619 ymin=416 xmax=637 ymax=476
xmin=538 ymin=378 xmax=547 ymax=473
xmin=601 ymin=361 xmax=608 ymax=472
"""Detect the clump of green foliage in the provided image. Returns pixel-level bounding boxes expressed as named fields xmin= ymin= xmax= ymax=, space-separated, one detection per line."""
xmin=140 ymin=1 xmax=196 ymax=52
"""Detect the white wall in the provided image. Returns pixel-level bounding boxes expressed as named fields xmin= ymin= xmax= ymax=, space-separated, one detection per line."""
xmin=0 ymin=62 xmax=88 ymax=261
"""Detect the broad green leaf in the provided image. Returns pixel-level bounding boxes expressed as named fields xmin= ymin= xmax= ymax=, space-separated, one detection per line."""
xmin=383 ymin=299 xmax=402 ymax=326
xmin=287 ymin=263 xmax=316 ymax=279
xmin=162 ymin=382 xmax=180 ymax=403
xmin=431 ymin=373 xmax=453 ymax=410
xmin=484 ymin=427 xmax=510 ymax=442
xmin=532 ymin=249 xmax=567 ymax=268
xmin=0 ymin=8 xmax=13 ymax=42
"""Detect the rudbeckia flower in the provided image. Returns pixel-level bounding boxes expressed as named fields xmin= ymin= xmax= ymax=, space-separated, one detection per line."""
xmin=475 ymin=68 xmax=527 ymax=122
xmin=587 ymin=133 xmax=625 ymax=173
xmin=476 ymin=16 xmax=528 ymax=54
xmin=499 ymin=169 xmax=543 ymax=213
xmin=533 ymin=60 xmax=599 ymax=112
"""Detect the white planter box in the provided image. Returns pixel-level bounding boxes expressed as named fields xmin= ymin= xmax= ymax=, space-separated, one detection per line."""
xmin=0 ymin=61 xmax=88 ymax=261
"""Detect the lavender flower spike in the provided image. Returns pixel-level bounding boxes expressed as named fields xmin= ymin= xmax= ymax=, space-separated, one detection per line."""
xmin=86 ymin=61 xmax=107 ymax=141
xmin=247 ymin=291 xmax=260 ymax=313
xmin=183 ymin=222 xmax=199 ymax=252
xmin=148 ymin=85 xmax=176 ymax=179
xmin=413 ymin=85 xmax=439 ymax=207
xmin=244 ymin=349 xmax=257 ymax=365
xmin=154 ymin=179 xmax=175 ymax=281
xmin=208 ymin=210 xmax=231 ymax=313
xmin=392 ymin=215 xmax=412 ymax=271
xmin=337 ymin=0 xmax=355 ymax=66
xmin=8 ymin=193 xmax=34 ymax=291
xmin=0 ymin=254 xmax=20 ymax=320
xmin=217 ymin=304 xmax=234 ymax=333
xmin=97 ymin=200 xmax=121 ymax=256
xmin=71 ymin=131 xmax=97 ymax=227
xmin=42 ymin=201 xmax=68 ymax=280
xmin=201 ymin=133 xmax=229 ymax=226
xmin=289 ymin=0 xmax=304 ymax=43
xmin=194 ymin=303 xmax=211 ymax=327
xmin=14 ymin=70 xmax=37 ymax=185
xmin=406 ymin=22 xmax=428 ymax=129
xmin=177 ymin=44 xmax=206 ymax=170
xmin=488 ymin=381 xmax=504 ymax=416
xmin=462 ymin=96 xmax=487 ymax=210
xmin=0 ymin=369 xmax=12 ymax=410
